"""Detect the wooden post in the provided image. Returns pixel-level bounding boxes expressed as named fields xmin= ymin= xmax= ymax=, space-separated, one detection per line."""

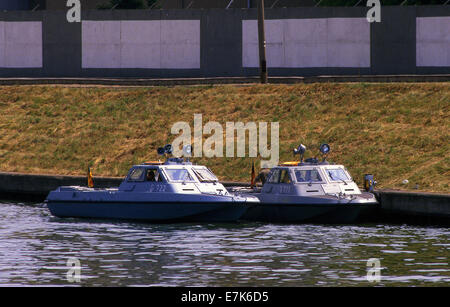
xmin=257 ymin=0 xmax=268 ymax=84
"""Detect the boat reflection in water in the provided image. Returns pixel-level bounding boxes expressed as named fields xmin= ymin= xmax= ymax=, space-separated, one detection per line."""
xmin=242 ymin=144 xmax=379 ymax=224
xmin=46 ymin=145 xmax=259 ymax=223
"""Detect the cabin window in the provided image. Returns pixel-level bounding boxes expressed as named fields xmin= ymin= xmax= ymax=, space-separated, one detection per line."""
xmin=146 ymin=169 xmax=164 ymax=182
xmin=267 ymin=169 xmax=281 ymax=183
xmin=164 ymin=169 xmax=194 ymax=182
xmin=326 ymin=169 xmax=349 ymax=182
xmin=128 ymin=168 xmax=145 ymax=181
xmin=193 ymin=168 xmax=218 ymax=182
xmin=280 ymin=169 xmax=292 ymax=184
xmin=295 ymin=169 xmax=322 ymax=183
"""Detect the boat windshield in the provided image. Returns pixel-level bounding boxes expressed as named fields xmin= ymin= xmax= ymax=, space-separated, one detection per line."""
xmin=164 ymin=169 xmax=195 ymax=182
xmin=295 ymin=169 xmax=322 ymax=183
xmin=326 ymin=168 xmax=350 ymax=182
xmin=128 ymin=168 xmax=145 ymax=181
xmin=280 ymin=169 xmax=292 ymax=184
xmin=193 ymin=168 xmax=218 ymax=182
xmin=267 ymin=169 xmax=281 ymax=183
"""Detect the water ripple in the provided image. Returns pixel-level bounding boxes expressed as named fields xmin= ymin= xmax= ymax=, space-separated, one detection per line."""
xmin=0 ymin=202 xmax=448 ymax=286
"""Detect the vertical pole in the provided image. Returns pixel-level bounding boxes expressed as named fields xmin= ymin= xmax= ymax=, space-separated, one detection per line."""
xmin=257 ymin=0 xmax=268 ymax=84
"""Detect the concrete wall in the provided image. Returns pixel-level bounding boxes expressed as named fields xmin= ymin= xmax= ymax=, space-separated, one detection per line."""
xmin=0 ymin=171 xmax=122 ymax=197
xmin=0 ymin=6 xmax=449 ymax=78
xmin=376 ymin=190 xmax=450 ymax=217
xmin=375 ymin=190 xmax=450 ymax=225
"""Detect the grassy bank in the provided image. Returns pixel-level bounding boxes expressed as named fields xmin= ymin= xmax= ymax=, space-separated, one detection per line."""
xmin=0 ymin=83 xmax=448 ymax=193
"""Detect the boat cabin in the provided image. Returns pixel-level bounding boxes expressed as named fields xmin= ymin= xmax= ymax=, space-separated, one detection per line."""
xmin=262 ymin=163 xmax=361 ymax=196
xmin=118 ymin=160 xmax=229 ymax=196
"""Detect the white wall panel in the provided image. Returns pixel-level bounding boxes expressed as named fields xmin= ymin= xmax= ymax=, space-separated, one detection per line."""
xmin=120 ymin=20 xmax=161 ymax=69
xmin=82 ymin=20 xmax=200 ymax=69
xmin=242 ymin=20 xmax=258 ymax=68
xmin=161 ymin=20 xmax=200 ymax=69
xmin=327 ymin=18 xmax=370 ymax=67
xmin=0 ymin=21 xmax=42 ymax=68
xmin=82 ymin=21 xmax=121 ymax=69
xmin=242 ymin=20 xmax=285 ymax=68
xmin=242 ymin=18 xmax=370 ymax=68
xmin=416 ymin=17 xmax=450 ymax=67
xmin=0 ymin=22 xmax=4 ymax=68
xmin=284 ymin=19 xmax=327 ymax=68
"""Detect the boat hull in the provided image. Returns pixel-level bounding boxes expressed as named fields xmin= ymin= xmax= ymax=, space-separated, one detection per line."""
xmin=47 ymin=200 xmax=249 ymax=223
xmin=242 ymin=193 xmax=379 ymax=224
xmin=243 ymin=202 xmax=378 ymax=224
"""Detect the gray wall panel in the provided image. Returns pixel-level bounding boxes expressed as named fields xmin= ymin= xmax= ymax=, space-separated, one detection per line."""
xmin=201 ymin=9 xmax=243 ymax=77
xmin=43 ymin=11 xmax=81 ymax=77
xmin=370 ymin=6 xmax=416 ymax=75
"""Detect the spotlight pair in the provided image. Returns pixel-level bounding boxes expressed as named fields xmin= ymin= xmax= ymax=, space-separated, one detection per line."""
xmin=157 ymin=144 xmax=192 ymax=157
xmin=293 ymin=143 xmax=330 ymax=163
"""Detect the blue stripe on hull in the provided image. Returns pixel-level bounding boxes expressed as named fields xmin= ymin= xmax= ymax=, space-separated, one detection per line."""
xmin=47 ymin=201 xmax=249 ymax=223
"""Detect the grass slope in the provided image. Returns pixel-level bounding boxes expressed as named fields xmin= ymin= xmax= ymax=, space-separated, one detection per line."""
xmin=0 ymin=83 xmax=448 ymax=192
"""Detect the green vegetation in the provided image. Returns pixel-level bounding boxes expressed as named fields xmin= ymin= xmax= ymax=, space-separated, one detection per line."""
xmin=0 ymin=83 xmax=448 ymax=192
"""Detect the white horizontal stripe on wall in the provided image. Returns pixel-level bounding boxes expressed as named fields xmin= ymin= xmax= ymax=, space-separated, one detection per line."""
xmin=0 ymin=21 xmax=43 ymax=68
xmin=416 ymin=17 xmax=450 ymax=67
xmin=242 ymin=18 xmax=370 ymax=68
xmin=82 ymin=20 xmax=200 ymax=69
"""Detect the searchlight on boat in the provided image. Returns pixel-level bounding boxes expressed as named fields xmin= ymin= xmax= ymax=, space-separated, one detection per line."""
xmin=289 ymin=143 xmax=331 ymax=165
xmin=320 ymin=143 xmax=330 ymax=155
xmin=156 ymin=144 xmax=195 ymax=165
xmin=157 ymin=147 xmax=166 ymax=156
xmin=182 ymin=145 xmax=192 ymax=162
xmin=319 ymin=143 xmax=330 ymax=162
xmin=293 ymin=144 xmax=307 ymax=163
xmin=164 ymin=144 xmax=173 ymax=154
xmin=182 ymin=145 xmax=192 ymax=157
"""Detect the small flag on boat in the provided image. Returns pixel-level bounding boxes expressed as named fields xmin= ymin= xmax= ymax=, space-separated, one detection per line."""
xmin=251 ymin=161 xmax=256 ymax=188
xmin=88 ymin=167 xmax=94 ymax=188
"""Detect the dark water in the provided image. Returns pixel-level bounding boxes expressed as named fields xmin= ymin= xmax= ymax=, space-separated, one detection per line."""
xmin=0 ymin=201 xmax=448 ymax=287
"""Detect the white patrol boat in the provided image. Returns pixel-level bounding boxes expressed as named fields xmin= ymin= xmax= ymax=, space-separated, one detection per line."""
xmin=242 ymin=144 xmax=379 ymax=223
xmin=46 ymin=145 xmax=259 ymax=223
